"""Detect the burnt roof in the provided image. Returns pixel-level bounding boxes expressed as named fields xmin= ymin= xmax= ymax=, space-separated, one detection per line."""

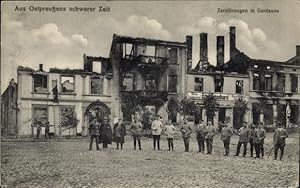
xmin=112 ymin=34 xmax=187 ymax=48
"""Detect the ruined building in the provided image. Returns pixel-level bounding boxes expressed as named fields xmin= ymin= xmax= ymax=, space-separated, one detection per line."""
xmin=1 ymin=26 xmax=299 ymax=136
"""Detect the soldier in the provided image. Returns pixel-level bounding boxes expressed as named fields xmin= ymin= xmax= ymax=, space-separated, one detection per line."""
xmin=45 ymin=121 xmax=50 ymax=139
xmin=249 ymin=124 xmax=256 ymax=157
xmin=180 ymin=119 xmax=192 ymax=152
xmin=151 ymin=115 xmax=163 ymax=150
xmin=130 ymin=118 xmax=143 ymax=150
xmin=164 ymin=119 xmax=176 ymax=151
xmin=234 ymin=121 xmax=250 ymax=157
xmin=100 ymin=117 xmax=112 ymax=149
xmin=220 ymin=118 xmax=233 ymax=156
xmin=113 ymin=118 xmax=126 ymax=150
xmin=36 ymin=123 xmax=41 ymax=139
xmin=195 ymin=119 xmax=207 ymax=153
xmin=255 ymin=122 xmax=266 ymax=158
xmin=88 ymin=118 xmax=100 ymax=151
xmin=273 ymin=123 xmax=288 ymax=160
xmin=205 ymin=121 xmax=217 ymax=154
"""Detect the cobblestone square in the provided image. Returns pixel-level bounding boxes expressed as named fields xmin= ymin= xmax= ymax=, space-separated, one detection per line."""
xmin=1 ymin=133 xmax=299 ymax=188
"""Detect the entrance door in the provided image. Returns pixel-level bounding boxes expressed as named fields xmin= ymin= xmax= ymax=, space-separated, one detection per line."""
xmin=218 ymin=108 xmax=226 ymax=124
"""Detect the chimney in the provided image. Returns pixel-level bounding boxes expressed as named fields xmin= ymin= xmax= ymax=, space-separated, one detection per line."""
xmin=39 ymin=64 xmax=43 ymax=71
xmin=216 ymin=36 xmax=224 ymax=67
xmin=297 ymin=45 xmax=300 ymax=56
xmin=200 ymin=33 xmax=208 ymax=62
xmin=229 ymin=26 xmax=236 ymax=59
xmin=186 ymin=35 xmax=193 ymax=70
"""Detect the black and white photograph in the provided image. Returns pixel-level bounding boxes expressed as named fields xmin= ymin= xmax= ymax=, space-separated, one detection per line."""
xmin=1 ymin=0 xmax=299 ymax=187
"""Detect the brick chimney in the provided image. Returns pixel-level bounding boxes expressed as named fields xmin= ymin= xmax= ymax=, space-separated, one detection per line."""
xmin=216 ymin=36 xmax=224 ymax=67
xmin=297 ymin=45 xmax=300 ymax=56
xmin=229 ymin=26 xmax=236 ymax=59
xmin=39 ymin=64 xmax=43 ymax=71
xmin=200 ymin=33 xmax=208 ymax=62
xmin=186 ymin=35 xmax=193 ymax=70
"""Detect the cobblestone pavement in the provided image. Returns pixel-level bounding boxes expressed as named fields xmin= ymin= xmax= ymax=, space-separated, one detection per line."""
xmin=1 ymin=133 xmax=299 ymax=188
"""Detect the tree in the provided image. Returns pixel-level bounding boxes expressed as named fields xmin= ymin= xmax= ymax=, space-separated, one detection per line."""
xmin=177 ymin=96 xmax=201 ymax=120
xmin=233 ymin=97 xmax=249 ymax=129
xmin=203 ymin=92 xmax=219 ymax=125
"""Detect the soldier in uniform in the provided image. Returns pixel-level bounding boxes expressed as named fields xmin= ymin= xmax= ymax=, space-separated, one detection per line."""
xmin=195 ymin=119 xmax=207 ymax=153
xmin=220 ymin=118 xmax=234 ymax=156
xmin=255 ymin=122 xmax=266 ymax=158
xmin=180 ymin=120 xmax=192 ymax=152
xmin=113 ymin=118 xmax=126 ymax=150
xmin=100 ymin=117 xmax=112 ymax=149
xmin=88 ymin=118 xmax=100 ymax=151
xmin=249 ymin=124 xmax=256 ymax=157
xmin=130 ymin=118 xmax=143 ymax=150
xmin=234 ymin=121 xmax=250 ymax=157
xmin=205 ymin=121 xmax=217 ymax=154
xmin=273 ymin=123 xmax=288 ymax=160
xmin=45 ymin=121 xmax=50 ymax=139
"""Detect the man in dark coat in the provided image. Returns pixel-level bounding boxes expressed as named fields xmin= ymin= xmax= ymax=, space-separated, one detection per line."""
xmin=234 ymin=121 xmax=250 ymax=157
xmin=273 ymin=123 xmax=288 ymax=160
xmin=100 ymin=117 xmax=112 ymax=149
xmin=113 ymin=118 xmax=126 ymax=150
xmin=45 ymin=121 xmax=50 ymax=139
xmin=89 ymin=118 xmax=100 ymax=151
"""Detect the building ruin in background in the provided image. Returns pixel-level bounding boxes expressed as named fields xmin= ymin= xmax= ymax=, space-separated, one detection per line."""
xmin=1 ymin=26 xmax=300 ymax=136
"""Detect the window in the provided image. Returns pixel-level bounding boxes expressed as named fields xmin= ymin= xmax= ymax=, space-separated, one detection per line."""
xmin=168 ymin=75 xmax=177 ymax=93
xmin=145 ymin=75 xmax=157 ymax=91
xmin=122 ymin=73 xmax=133 ymax=91
xmin=265 ymin=75 xmax=272 ymax=91
xmin=91 ymin=77 xmax=103 ymax=94
xmin=123 ymin=43 xmax=134 ymax=58
xmin=253 ymin=73 xmax=260 ymax=90
xmin=33 ymin=74 xmax=47 ymax=93
xmin=93 ymin=62 xmax=102 ymax=73
xmin=214 ymin=76 xmax=223 ymax=92
xmin=291 ymin=74 xmax=298 ymax=93
xmin=264 ymin=104 xmax=273 ymax=125
xmin=60 ymin=107 xmax=75 ymax=127
xmin=194 ymin=77 xmax=203 ymax=92
xmin=33 ymin=106 xmax=48 ymax=126
xmin=290 ymin=105 xmax=299 ymax=124
xmin=277 ymin=74 xmax=285 ymax=92
xmin=236 ymin=80 xmax=244 ymax=94
xmin=168 ymin=48 xmax=178 ymax=64
xmin=61 ymin=76 xmax=74 ymax=93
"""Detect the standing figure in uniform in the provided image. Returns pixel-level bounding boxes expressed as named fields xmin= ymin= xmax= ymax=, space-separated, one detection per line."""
xmin=45 ymin=121 xmax=50 ymax=139
xmin=89 ymin=118 xmax=100 ymax=151
xmin=234 ymin=122 xmax=250 ymax=157
xmin=113 ymin=118 xmax=126 ymax=150
xmin=180 ymin=120 xmax=192 ymax=152
xmin=36 ymin=123 xmax=41 ymax=139
xmin=205 ymin=121 xmax=217 ymax=154
xmin=130 ymin=118 xmax=143 ymax=150
xmin=273 ymin=123 xmax=288 ymax=160
xmin=164 ymin=119 xmax=176 ymax=151
xmin=249 ymin=124 xmax=256 ymax=157
xmin=151 ymin=115 xmax=163 ymax=150
xmin=255 ymin=122 xmax=266 ymax=158
xmin=100 ymin=117 xmax=112 ymax=149
xmin=220 ymin=118 xmax=233 ymax=156
xmin=195 ymin=119 xmax=207 ymax=153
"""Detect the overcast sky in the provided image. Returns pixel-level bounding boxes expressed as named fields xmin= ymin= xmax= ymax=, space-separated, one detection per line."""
xmin=1 ymin=0 xmax=300 ymax=93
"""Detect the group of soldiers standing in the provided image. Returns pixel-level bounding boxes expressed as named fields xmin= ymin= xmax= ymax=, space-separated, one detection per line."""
xmin=88 ymin=115 xmax=289 ymax=161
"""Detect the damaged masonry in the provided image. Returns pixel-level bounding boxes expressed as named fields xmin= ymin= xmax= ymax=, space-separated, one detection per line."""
xmin=1 ymin=26 xmax=300 ymax=137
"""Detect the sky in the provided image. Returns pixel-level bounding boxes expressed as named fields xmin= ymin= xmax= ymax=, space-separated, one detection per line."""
xmin=1 ymin=0 xmax=300 ymax=93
